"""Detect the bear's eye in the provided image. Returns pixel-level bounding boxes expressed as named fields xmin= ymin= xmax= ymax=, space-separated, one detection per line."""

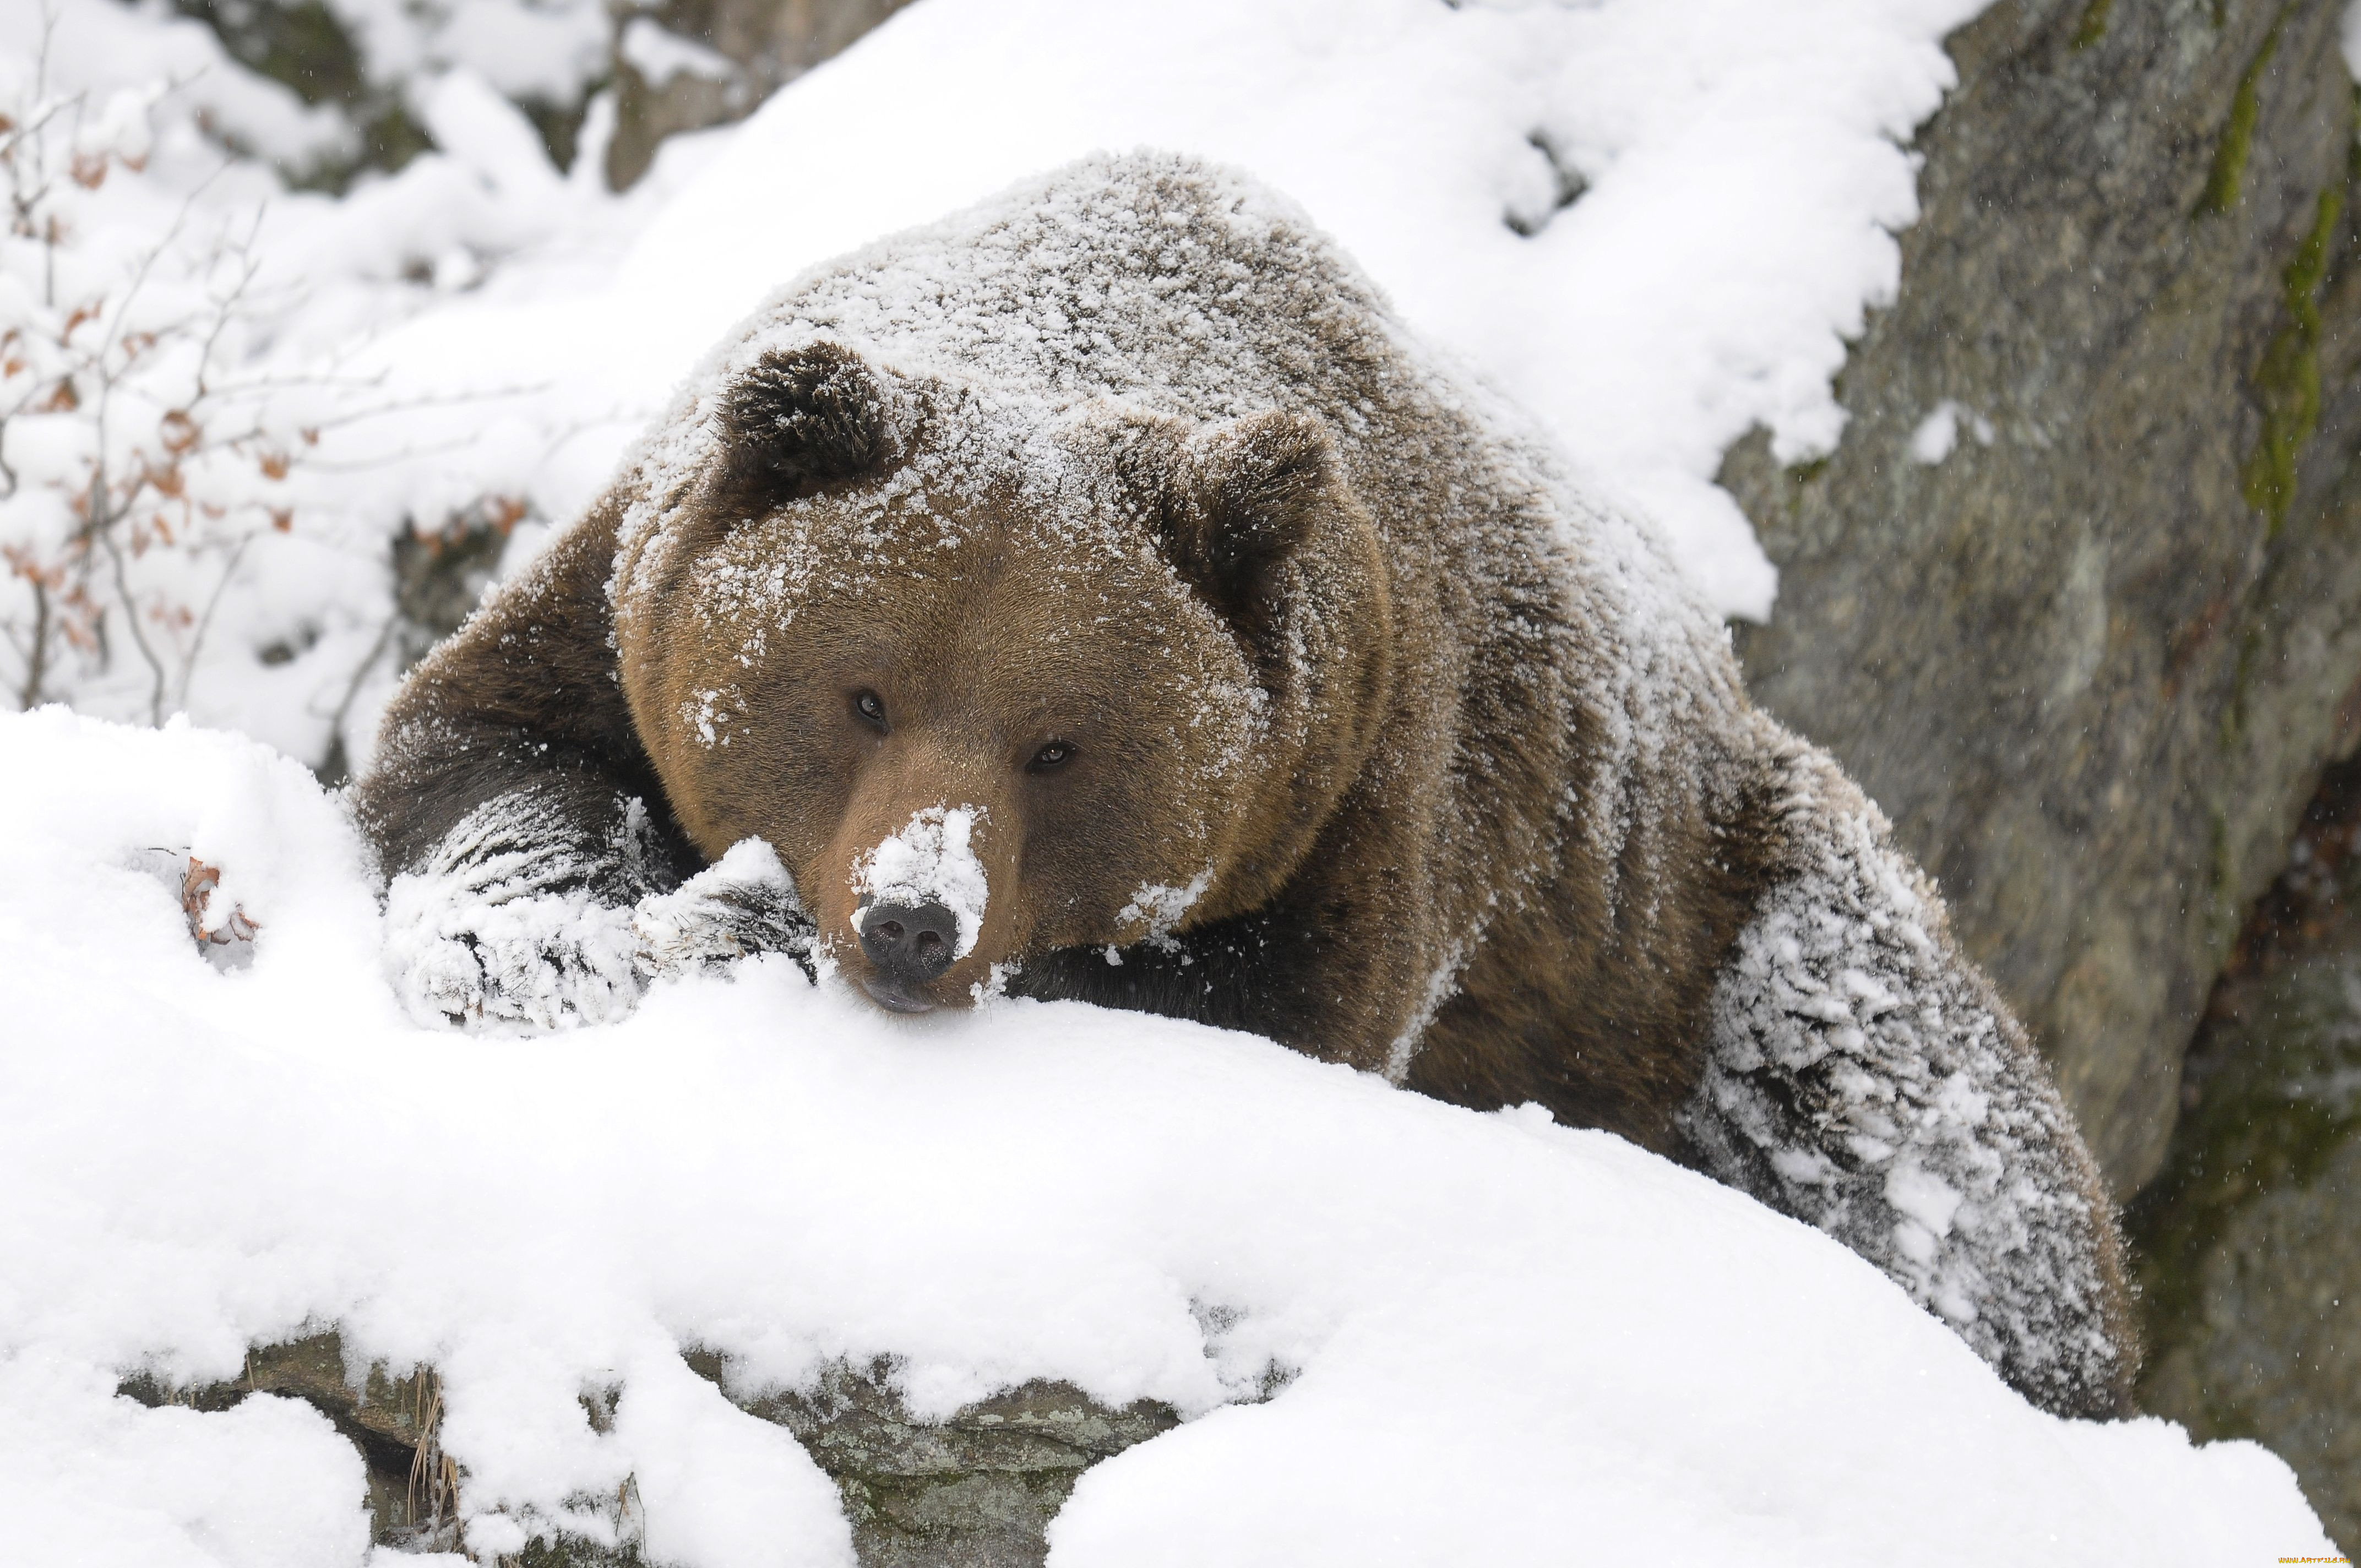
xmin=852 ymin=690 xmax=888 ymax=728
xmin=1028 ymin=741 xmax=1074 ymax=773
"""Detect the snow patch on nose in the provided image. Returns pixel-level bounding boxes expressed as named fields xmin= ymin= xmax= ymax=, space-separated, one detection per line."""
xmin=851 ymin=805 xmax=988 ymax=960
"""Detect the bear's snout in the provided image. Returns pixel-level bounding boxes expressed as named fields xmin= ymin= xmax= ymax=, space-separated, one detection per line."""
xmin=821 ymin=792 xmax=1011 ymax=1014
xmin=857 ymin=899 xmax=958 ymax=1011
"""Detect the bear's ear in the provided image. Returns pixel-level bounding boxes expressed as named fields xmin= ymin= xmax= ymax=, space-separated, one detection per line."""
xmin=714 ymin=341 xmax=899 ymax=498
xmin=1165 ymin=410 xmax=1340 ymax=634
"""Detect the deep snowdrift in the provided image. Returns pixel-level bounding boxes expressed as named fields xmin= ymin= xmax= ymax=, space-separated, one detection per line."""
xmin=0 ymin=709 xmax=2330 ymax=1565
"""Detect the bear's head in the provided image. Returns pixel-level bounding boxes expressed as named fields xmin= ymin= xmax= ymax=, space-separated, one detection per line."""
xmin=614 ymin=340 xmax=1395 ymax=1013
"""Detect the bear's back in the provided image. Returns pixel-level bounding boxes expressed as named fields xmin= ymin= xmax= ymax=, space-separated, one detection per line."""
xmin=747 ymin=151 xmax=1404 ymax=428
xmin=636 ymin=152 xmax=1724 ymax=671
xmin=611 ymin=152 xmax=1492 ymax=630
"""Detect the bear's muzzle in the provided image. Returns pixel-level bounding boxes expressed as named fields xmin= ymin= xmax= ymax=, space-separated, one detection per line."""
xmin=855 ymin=898 xmax=958 ymax=1012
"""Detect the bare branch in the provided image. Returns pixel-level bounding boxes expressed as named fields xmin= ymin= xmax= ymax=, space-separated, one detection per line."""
xmin=13 ymin=574 xmax=49 ymax=710
xmin=176 ymin=532 xmax=251 ymax=711
xmin=325 ymin=607 xmax=402 ymax=756
xmin=91 ymin=500 xmax=166 ymax=724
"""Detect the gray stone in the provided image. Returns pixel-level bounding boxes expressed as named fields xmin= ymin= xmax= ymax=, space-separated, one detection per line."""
xmin=2130 ymin=757 xmax=2361 ymax=1554
xmin=120 ymin=1333 xmax=458 ymax=1550
xmin=716 ymin=1357 xmax=1178 ymax=1568
xmin=121 ymin=1334 xmax=1177 ymax=1566
xmin=1720 ymin=0 xmax=2361 ymax=1193
xmin=605 ymin=0 xmax=916 ymax=190
xmin=166 ymin=0 xmax=436 ymax=188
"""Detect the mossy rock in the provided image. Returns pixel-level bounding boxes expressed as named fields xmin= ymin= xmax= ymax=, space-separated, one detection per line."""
xmin=1721 ymin=0 xmax=2361 ymax=1199
xmin=2129 ymin=776 xmax=2361 ymax=1554
xmin=604 ymin=0 xmax=915 ymax=190
xmin=712 ymin=1356 xmax=1177 ymax=1568
xmin=122 ymin=1335 xmax=1174 ymax=1566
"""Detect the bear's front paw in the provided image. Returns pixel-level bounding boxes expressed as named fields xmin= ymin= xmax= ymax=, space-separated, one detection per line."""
xmin=385 ymin=875 xmax=644 ymax=1031
xmin=632 ymin=839 xmax=815 ymax=982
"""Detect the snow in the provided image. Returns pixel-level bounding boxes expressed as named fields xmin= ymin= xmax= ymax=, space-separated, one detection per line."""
xmin=423 ymin=1 xmax=610 ymax=105
xmin=0 ymin=707 xmax=2335 ymax=1564
xmin=1117 ymin=870 xmax=1212 ymax=948
xmin=266 ymin=0 xmax=611 ymax=108
xmin=12 ymin=0 xmax=2360 ymax=767
xmin=851 ymin=805 xmax=991 ymax=960
xmin=1908 ymin=399 xmax=1995 ymax=464
xmin=620 ymin=17 xmax=740 ymax=86
xmin=0 ymin=1357 xmax=374 ymax=1568
xmin=0 ymin=1 xmax=702 ymax=765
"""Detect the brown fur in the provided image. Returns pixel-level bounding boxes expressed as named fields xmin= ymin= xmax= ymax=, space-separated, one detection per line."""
xmin=358 ymin=153 xmax=2136 ymax=1417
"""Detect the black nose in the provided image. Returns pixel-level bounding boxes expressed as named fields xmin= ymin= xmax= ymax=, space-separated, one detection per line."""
xmin=859 ymin=901 xmax=958 ymax=983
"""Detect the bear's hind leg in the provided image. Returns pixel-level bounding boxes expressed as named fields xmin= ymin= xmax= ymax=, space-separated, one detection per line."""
xmin=1679 ymin=742 xmax=2138 ymax=1418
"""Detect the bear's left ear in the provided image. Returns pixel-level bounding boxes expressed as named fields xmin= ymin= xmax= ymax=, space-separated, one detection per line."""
xmin=1165 ymin=410 xmax=1342 ymax=636
xmin=714 ymin=341 xmax=901 ymax=498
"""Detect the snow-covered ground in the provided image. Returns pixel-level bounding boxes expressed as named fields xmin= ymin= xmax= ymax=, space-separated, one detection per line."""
xmin=0 ymin=708 xmax=2335 ymax=1565
xmin=1 ymin=0 xmax=2345 ymax=1560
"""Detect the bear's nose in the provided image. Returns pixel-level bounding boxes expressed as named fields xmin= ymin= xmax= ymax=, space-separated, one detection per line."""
xmin=858 ymin=901 xmax=958 ymax=984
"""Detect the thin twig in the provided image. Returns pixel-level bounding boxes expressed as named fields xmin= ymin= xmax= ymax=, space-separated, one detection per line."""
xmin=93 ymin=499 xmax=168 ymax=724
xmin=15 ymin=576 xmax=49 ymax=709
xmin=324 ymin=608 xmax=402 ymax=754
xmin=96 ymin=162 xmax=226 ymax=371
xmin=177 ymin=533 xmax=251 ymax=710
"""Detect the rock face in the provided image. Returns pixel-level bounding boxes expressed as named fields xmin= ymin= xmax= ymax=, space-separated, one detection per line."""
xmin=605 ymin=0 xmax=915 ymax=189
xmin=119 ymin=1336 xmax=455 ymax=1549
xmin=1693 ymin=0 xmax=2361 ymax=1518
xmin=717 ymin=1359 xmax=1178 ymax=1568
xmin=168 ymin=0 xmax=435 ymax=187
xmin=1721 ymin=0 xmax=2361 ymax=1194
xmin=122 ymin=1335 xmax=1176 ymax=1566
xmin=2130 ymin=754 xmax=2361 ymax=1555
xmin=177 ymin=0 xmax=915 ymax=193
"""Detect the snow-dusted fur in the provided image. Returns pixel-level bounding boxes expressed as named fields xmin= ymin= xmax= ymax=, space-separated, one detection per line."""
xmin=384 ymin=788 xmax=811 ymax=1029
xmin=1684 ymin=733 xmax=2132 ymax=1416
xmin=360 ymin=152 xmax=2132 ymax=1417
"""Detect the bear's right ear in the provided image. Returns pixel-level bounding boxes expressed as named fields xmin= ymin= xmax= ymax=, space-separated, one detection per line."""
xmin=714 ymin=341 xmax=900 ymax=498
xmin=1161 ymin=410 xmax=1341 ymax=636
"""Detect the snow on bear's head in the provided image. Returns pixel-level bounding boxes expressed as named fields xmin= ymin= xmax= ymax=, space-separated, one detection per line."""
xmin=614 ymin=338 xmax=1395 ymax=1013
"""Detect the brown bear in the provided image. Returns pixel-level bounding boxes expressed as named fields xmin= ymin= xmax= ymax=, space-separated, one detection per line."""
xmin=358 ymin=151 xmax=2136 ymax=1418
